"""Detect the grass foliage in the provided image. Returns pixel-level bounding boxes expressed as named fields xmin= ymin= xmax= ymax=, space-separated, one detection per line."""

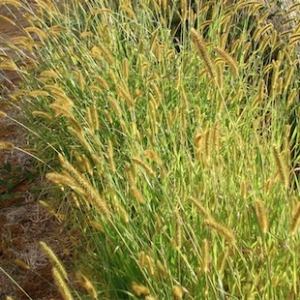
xmin=2 ymin=0 xmax=300 ymax=298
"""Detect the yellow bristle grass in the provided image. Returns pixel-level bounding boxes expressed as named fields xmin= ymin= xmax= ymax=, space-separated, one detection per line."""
xmin=89 ymin=220 xmax=104 ymax=232
xmin=235 ymin=0 xmax=263 ymax=12
xmin=180 ymin=85 xmax=189 ymax=110
xmin=28 ymin=90 xmax=50 ymax=98
xmin=122 ymin=58 xmax=129 ymax=80
xmin=107 ymin=95 xmax=122 ymax=116
xmin=138 ymin=251 xmax=146 ymax=269
xmin=94 ymin=75 xmax=110 ymax=90
xmin=264 ymin=178 xmax=272 ymax=195
xmin=39 ymin=69 xmax=59 ymax=80
xmin=85 ymin=104 xmax=99 ymax=132
xmin=151 ymin=82 xmax=162 ymax=106
xmin=290 ymin=202 xmax=300 ymax=235
xmin=290 ymin=34 xmax=300 ymax=46
xmin=194 ymin=133 xmax=205 ymax=151
xmin=144 ymin=149 xmax=163 ymax=166
xmin=57 ymin=154 xmax=111 ymax=218
xmin=107 ymin=69 xmax=118 ymax=85
xmin=39 ymin=200 xmax=57 ymax=216
xmin=172 ymin=285 xmax=183 ymax=299
xmin=279 ymin=29 xmax=294 ymax=38
xmin=217 ymin=247 xmax=229 ymax=275
xmin=214 ymin=47 xmax=238 ymax=75
xmin=180 ymin=252 xmax=196 ymax=277
xmin=253 ymin=78 xmax=266 ymax=107
xmin=270 ymin=60 xmax=281 ymax=99
xmin=49 ymin=92 xmax=74 ymax=117
xmin=0 ymin=0 xmax=21 ymax=7
xmin=14 ymin=258 xmax=30 ymax=270
xmin=76 ymin=273 xmax=97 ymax=299
xmin=107 ymin=140 xmax=116 ymax=173
xmin=131 ymin=282 xmax=150 ymax=297
xmin=0 ymin=110 xmax=7 ymax=117
xmin=287 ymin=88 xmax=297 ymax=108
xmin=145 ymin=297 xmax=157 ymax=300
xmin=156 ymin=260 xmax=169 ymax=278
xmin=130 ymin=186 xmax=145 ymax=204
xmin=0 ymin=59 xmax=18 ymax=71
xmin=276 ymin=77 xmax=283 ymax=96
xmin=253 ymin=199 xmax=269 ymax=235
xmin=174 ymin=207 xmax=182 ymax=250
xmin=180 ymin=0 xmax=187 ymax=21
xmin=81 ymin=154 xmax=93 ymax=175
xmin=145 ymin=254 xmax=155 ymax=275
xmin=272 ymin=146 xmax=290 ymax=189
xmin=50 ymin=104 xmax=74 ymax=119
xmin=0 ymin=141 xmax=14 ymax=150
xmin=150 ymin=29 xmax=159 ymax=52
xmin=204 ymin=127 xmax=211 ymax=157
xmin=254 ymin=23 xmax=273 ymax=42
xmin=241 ymin=180 xmax=249 ymax=200
xmin=283 ymin=66 xmax=295 ymax=93
xmin=132 ymin=157 xmax=156 ymax=177
xmin=40 ymin=242 xmax=68 ymax=280
xmin=52 ymin=267 xmax=73 ymax=300
xmin=191 ymin=28 xmax=217 ymax=82
xmin=116 ymin=84 xmax=135 ymax=108
xmin=74 ymin=70 xmax=85 ymax=91
xmin=288 ymin=3 xmax=300 ymax=14
xmin=180 ymin=106 xmax=187 ymax=133
xmin=120 ymin=5 xmax=136 ymax=19
xmin=211 ymin=120 xmax=220 ymax=151
xmin=190 ymin=197 xmax=211 ymax=219
xmin=110 ymin=191 xmax=129 ymax=223
xmin=204 ymin=218 xmax=236 ymax=244
xmin=46 ymin=172 xmax=81 ymax=191
xmin=125 ymin=162 xmax=136 ymax=187
xmin=67 ymin=126 xmax=91 ymax=153
xmin=201 ymin=238 xmax=210 ymax=273
xmin=117 ymin=203 xmax=130 ymax=223
xmin=258 ymin=36 xmax=271 ymax=53
xmin=98 ymin=43 xmax=114 ymax=64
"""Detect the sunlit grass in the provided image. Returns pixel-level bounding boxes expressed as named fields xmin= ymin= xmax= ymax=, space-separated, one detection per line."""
xmin=2 ymin=0 xmax=300 ymax=298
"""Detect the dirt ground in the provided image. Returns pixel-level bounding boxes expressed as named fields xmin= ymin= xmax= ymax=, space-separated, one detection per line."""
xmin=0 ymin=2 xmax=71 ymax=299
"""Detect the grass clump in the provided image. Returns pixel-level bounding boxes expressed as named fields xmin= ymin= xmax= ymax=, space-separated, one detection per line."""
xmin=4 ymin=0 xmax=300 ymax=298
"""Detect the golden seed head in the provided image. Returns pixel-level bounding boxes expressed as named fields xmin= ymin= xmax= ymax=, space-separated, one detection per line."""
xmin=40 ymin=241 xmax=68 ymax=280
xmin=204 ymin=218 xmax=236 ymax=244
xmin=131 ymin=282 xmax=150 ymax=297
xmin=253 ymin=198 xmax=269 ymax=235
xmin=172 ymin=285 xmax=183 ymax=299
xmin=52 ymin=267 xmax=73 ymax=300
xmin=290 ymin=202 xmax=300 ymax=235
xmin=0 ymin=141 xmax=14 ymax=150
xmin=201 ymin=238 xmax=210 ymax=273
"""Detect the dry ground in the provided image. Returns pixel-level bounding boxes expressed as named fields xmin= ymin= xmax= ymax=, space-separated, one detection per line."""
xmin=0 ymin=2 xmax=72 ymax=299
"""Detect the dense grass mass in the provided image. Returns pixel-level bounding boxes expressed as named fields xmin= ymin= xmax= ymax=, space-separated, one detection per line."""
xmin=3 ymin=0 xmax=300 ymax=298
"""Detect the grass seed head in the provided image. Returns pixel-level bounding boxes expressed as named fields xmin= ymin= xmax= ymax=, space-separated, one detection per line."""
xmin=204 ymin=218 xmax=236 ymax=244
xmin=172 ymin=285 xmax=183 ymax=299
xmin=201 ymin=238 xmax=210 ymax=273
xmin=131 ymin=282 xmax=150 ymax=297
xmin=253 ymin=198 xmax=269 ymax=235
xmin=290 ymin=202 xmax=300 ymax=235
xmin=52 ymin=267 xmax=73 ymax=300
xmin=40 ymin=241 xmax=68 ymax=280
xmin=191 ymin=28 xmax=217 ymax=81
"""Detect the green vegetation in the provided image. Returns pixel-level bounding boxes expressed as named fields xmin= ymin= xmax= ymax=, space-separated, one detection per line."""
xmin=2 ymin=0 xmax=300 ymax=298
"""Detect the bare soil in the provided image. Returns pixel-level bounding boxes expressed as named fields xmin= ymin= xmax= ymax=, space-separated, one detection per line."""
xmin=0 ymin=2 xmax=71 ymax=299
